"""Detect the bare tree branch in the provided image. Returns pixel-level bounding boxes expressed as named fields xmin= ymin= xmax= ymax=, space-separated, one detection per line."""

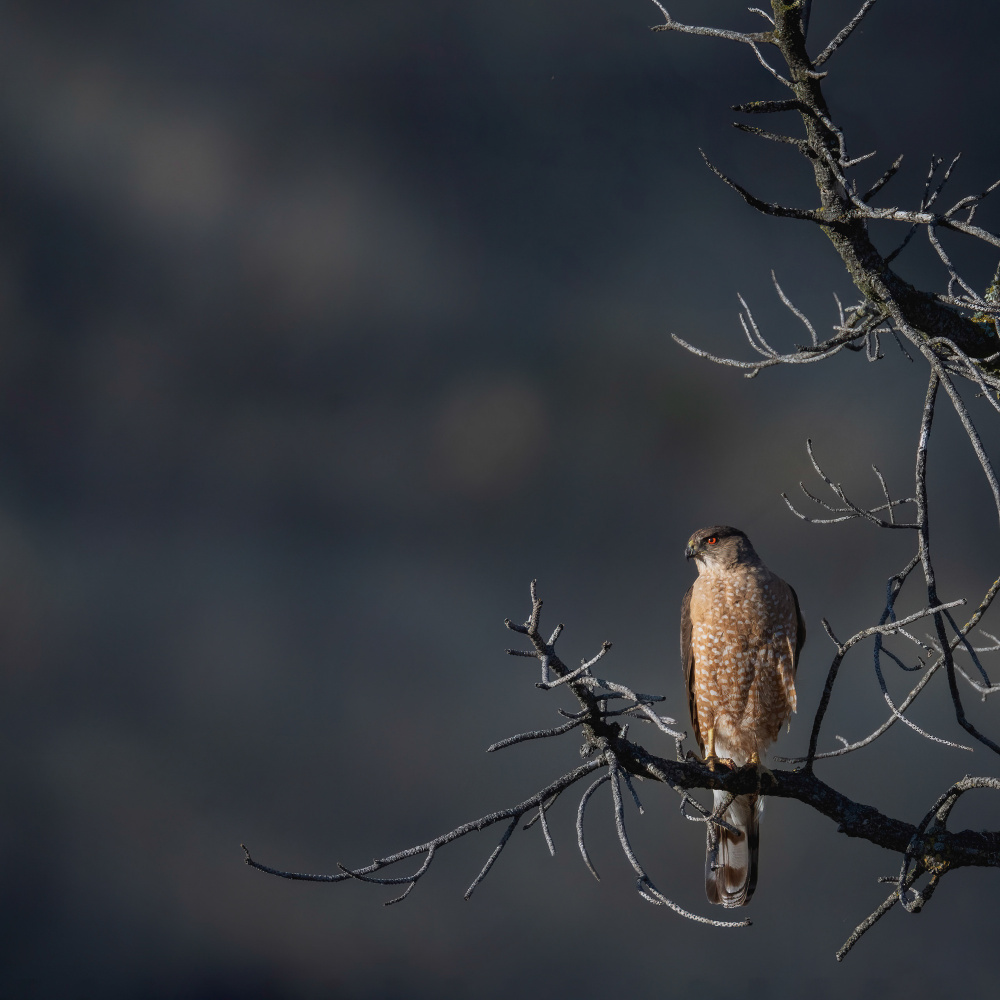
xmin=245 ymin=580 xmax=1000 ymax=956
xmin=699 ymin=149 xmax=824 ymax=221
xmin=246 ymin=1 xmax=1000 ymax=964
xmin=813 ymin=0 xmax=880 ymax=67
xmin=648 ymin=3 xmax=775 ymax=46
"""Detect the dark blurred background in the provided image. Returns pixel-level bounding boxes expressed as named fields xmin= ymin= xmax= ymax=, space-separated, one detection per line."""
xmin=2 ymin=1 xmax=1000 ymax=996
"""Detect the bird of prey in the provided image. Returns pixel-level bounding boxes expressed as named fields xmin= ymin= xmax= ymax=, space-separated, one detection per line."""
xmin=680 ymin=525 xmax=805 ymax=907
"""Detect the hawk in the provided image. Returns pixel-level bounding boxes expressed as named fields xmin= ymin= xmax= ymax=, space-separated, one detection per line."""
xmin=680 ymin=525 xmax=805 ymax=907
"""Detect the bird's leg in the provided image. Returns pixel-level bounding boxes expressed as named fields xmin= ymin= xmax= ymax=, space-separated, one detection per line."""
xmin=703 ymin=727 xmax=735 ymax=771
xmin=704 ymin=726 xmax=717 ymax=769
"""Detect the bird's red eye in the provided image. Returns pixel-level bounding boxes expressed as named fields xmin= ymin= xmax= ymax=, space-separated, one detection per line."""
xmin=707 ymin=537 xmax=718 ymax=545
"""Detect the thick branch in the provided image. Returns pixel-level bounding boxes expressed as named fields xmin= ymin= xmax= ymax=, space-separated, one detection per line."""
xmin=244 ymin=746 xmax=1000 ymax=899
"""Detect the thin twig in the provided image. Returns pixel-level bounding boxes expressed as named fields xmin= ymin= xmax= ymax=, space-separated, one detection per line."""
xmin=813 ymin=0 xmax=880 ymax=67
xmin=576 ymin=772 xmax=610 ymax=881
xmin=487 ymin=717 xmax=584 ymax=752
xmin=837 ymin=870 xmax=915 ymax=961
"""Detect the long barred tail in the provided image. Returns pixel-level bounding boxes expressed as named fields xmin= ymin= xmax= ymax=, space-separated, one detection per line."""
xmin=705 ymin=791 xmax=760 ymax=908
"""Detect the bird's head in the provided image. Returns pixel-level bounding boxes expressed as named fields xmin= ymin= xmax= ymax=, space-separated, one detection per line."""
xmin=684 ymin=525 xmax=759 ymax=572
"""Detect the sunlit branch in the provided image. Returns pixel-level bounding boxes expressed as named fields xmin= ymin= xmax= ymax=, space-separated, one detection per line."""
xmin=813 ymin=0 xmax=880 ymax=67
xmin=648 ymin=3 xmax=775 ymax=46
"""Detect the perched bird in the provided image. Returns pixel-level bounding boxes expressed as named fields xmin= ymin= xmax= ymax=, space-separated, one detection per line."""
xmin=680 ymin=525 xmax=805 ymax=907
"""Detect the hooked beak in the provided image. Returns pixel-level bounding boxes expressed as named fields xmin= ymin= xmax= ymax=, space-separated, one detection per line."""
xmin=685 ymin=541 xmax=698 ymax=560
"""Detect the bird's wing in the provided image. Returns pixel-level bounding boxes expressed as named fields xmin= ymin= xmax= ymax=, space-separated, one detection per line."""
xmin=680 ymin=583 xmax=702 ymax=754
xmin=789 ymin=583 xmax=806 ymax=675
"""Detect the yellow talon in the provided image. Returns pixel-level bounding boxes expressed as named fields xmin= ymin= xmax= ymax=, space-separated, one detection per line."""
xmin=703 ymin=728 xmax=734 ymax=770
xmin=703 ymin=754 xmax=735 ymax=772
